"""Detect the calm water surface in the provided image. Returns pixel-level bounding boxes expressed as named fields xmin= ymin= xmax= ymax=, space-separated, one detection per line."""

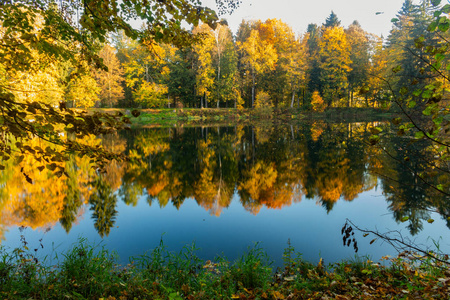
xmin=1 ymin=122 xmax=449 ymax=266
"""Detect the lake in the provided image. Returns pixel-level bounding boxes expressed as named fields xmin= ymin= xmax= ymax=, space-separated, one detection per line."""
xmin=1 ymin=121 xmax=449 ymax=267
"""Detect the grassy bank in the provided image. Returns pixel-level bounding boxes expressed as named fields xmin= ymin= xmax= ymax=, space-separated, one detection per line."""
xmin=86 ymin=107 xmax=393 ymax=127
xmin=1 ymin=238 xmax=449 ymax=299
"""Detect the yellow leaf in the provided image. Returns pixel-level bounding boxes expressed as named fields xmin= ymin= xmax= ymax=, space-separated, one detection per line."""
xmin=272 ymin=290 xmax=285 ymax=299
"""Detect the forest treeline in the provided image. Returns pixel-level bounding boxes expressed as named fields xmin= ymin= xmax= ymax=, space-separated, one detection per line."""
xmin=4 ymin=0 xmax=444 ymax=111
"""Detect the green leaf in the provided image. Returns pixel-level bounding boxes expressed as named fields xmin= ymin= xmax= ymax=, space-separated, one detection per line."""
xmin=442 ymin=4 xmax=450 ymax=14
xmin=391 ymin=18 xmax=399 ymax=23
xmin=432 ymin=61 xmax=442 ymax=70
xmin=422 ymin=90 xmax=433 ymax=99
xmin=369 ymin=135 xmax=380 ymax=146
xmin=438 ymin=19 xmax=450 ymax=32
xmin=428 ymin=20 xmax=438 ymax=32
xmin=407 ymin=101 xmax=416 ymax=108
xmin=423 ymin=105 xmax=435 ymax=116
xmin=437 ymin=184 xmax=444 ymax=191
xmin=435 ymin=53 xmax=445 ymax=62
xmin=431 ymin=0 xmax=441 ymax=6
xmin=369 ymin=127 xmax=383 ymax=135
xmin=415 ymin=131 xmax=425 ymax=139
xmin=400 ymin=216 xmax=409 ymax=222
xmin=392 ymin=66 xmax=402 ymax=73
xmin=412 ymin=89 xmax=422 ymax=97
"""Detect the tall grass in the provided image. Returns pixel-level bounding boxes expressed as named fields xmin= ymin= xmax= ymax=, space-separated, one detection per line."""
xmin=1 ymin=236 xmax=449 ymax=299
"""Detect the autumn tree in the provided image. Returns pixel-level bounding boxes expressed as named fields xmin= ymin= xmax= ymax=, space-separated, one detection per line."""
xmin=211 ymin=23 xmax=238 ymax=108
xmin=318 ymin=24 xmax=352 ymax=107
xmin=193 ymin=24 xmax=216 ymax=108
xmin=94 ymin=44 xmax=125 ymax=108
xmin=366 ymin=34 xmax=389 ymax=108
xmin=311 ymin=90 xmax=326 ymax=112
xmin=346 ymin=21 xmax=371 ymax=107
xmin=257 ymin=19 xmax=305 ymax=107
xmin=0 ymin=0 xmax=239 ymax=175
xmin=124 ymin=42 xmax=174 ymax=108
xmin=238 ymin=27 xmax=277 ymax=108
xmin=66 ymin=72 xmax=100 ymax=108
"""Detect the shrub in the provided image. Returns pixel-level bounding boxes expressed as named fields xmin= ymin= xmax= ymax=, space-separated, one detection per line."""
xmin=311 ymin=90 xmax=326 ymax=112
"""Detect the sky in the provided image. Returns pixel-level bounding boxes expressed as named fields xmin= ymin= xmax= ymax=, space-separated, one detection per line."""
xmin=203 ymin=0 xmax=412 ymax=38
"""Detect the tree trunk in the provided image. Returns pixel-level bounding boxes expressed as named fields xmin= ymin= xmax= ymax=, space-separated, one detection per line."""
xmin=251 ymin=70 xmax=255 ymax=108
xmin=351 ymin=90 xmax=354 ymax=108
xmin=252 ymin=84 xmax=255 ymax=108
xmin=290 ymin=91 xmax=295 ymax=108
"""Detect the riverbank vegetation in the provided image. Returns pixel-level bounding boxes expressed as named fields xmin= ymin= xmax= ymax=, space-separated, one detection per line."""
xmin=1 ymin=237 xmax=450 ymax=300
xmin=87 ymin=107 xmax=393 ymax=126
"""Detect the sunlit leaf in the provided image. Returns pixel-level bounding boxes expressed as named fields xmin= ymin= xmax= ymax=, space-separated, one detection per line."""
xmin=415 ymin=131 xmax=425 ymax=139
xmin=400 ymin=216 xmax=409 ymax=222
xmin=369 ymin=127 xmax=383 ymax=135
xmin=369 ymin=135 xmax=380 ymax=146
xmin=427 ymin=219 xmax=435 ymax=224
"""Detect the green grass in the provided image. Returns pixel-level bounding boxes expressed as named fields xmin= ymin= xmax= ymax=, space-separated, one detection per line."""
xmin=2 ymin=237 xmax=449 ymax=299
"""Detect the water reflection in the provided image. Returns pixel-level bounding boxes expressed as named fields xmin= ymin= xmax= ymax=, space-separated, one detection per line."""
xmin=0 ymin=122 xmax=448 ymax=241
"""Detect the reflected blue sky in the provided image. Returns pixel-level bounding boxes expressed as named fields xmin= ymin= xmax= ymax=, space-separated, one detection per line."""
xmin=4 ymin=187 xmax=449 ymax=267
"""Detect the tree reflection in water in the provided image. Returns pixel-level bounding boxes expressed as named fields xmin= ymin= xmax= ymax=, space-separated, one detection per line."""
xmin=0 ymin=122 xmax=448 ymax=238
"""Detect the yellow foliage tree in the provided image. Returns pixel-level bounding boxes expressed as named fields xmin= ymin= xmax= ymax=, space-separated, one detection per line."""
xmin=238 ymin=29 xmax=278 ymax=107
xmin=311 ymin=90 xmax=326 ymax=112
xmin=319 ymin=26 xmax=352 ymax=107
xmin=94 ymin=44 xmax=125 ymax=108
xmin=66 ymin=73 xmax=100 ymax=108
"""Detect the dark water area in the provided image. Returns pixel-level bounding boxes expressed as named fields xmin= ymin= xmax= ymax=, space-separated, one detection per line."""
xmin=1 ymin=121 xmax=449 ymax=267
